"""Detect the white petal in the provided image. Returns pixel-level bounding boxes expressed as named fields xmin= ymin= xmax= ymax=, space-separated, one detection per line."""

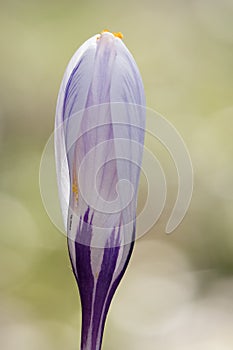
xmin=54 ymin=34 xmax=99 ymax=228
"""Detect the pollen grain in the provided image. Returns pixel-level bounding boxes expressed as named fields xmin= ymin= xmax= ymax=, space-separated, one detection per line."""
xmin=72 ymin=169 xmax=78 ymax=201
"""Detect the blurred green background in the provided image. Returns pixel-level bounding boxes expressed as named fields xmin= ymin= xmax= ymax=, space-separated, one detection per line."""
xmin=0 ymin=0 xmax=233 ymax=349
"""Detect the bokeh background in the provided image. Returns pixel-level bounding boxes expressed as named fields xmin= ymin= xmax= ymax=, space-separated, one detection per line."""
xmin=0 ymin=0 xmax=233 ymax=349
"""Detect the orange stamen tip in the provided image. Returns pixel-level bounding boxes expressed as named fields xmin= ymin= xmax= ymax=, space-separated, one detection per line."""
xmin=100 ymin=29 xmax=123 ymax=40
xmin=72 ymin=184 xmax=78 ymax=195
xmin=113 ymin=32 xmax=123 ymax=39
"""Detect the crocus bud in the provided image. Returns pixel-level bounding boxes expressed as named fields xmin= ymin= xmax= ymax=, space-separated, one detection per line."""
xmin=55 ymin=30 xmax=145 ymax=350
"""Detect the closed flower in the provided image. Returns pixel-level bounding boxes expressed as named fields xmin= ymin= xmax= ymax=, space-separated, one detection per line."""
xmin=55 ymin=30 xmax=145 ymax=350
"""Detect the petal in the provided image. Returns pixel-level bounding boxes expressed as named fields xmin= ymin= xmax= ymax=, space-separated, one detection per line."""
xmin=55 ymin=34 xmax=98 ymax=228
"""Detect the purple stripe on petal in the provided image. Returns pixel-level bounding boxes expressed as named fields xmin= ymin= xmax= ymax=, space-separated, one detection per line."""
xmin=91 ymin=227 xmax=121 ymax=349
xmin=94 ymin=226 xmax=135 ymax=350
xmin=68 ymin=207 xmax=94 ymax=349
xmin=63 ymin=58 xmax=83 ymax=121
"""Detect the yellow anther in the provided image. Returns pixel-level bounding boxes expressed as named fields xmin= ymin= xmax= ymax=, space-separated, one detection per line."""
xmin=101 ymin=29 xmax=110 ymax=34
xmin=99 ymin=29 xmax=123 ymax=40
xmin=113 ymin=32 xmax=123 ymax=39
xmin=72 ymin=184 xmax=78 ymax=195
xmin=72 ymin=181 xmax=78 ymax=202
xmin=72 ymin=166 xmax=78 ymax=201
